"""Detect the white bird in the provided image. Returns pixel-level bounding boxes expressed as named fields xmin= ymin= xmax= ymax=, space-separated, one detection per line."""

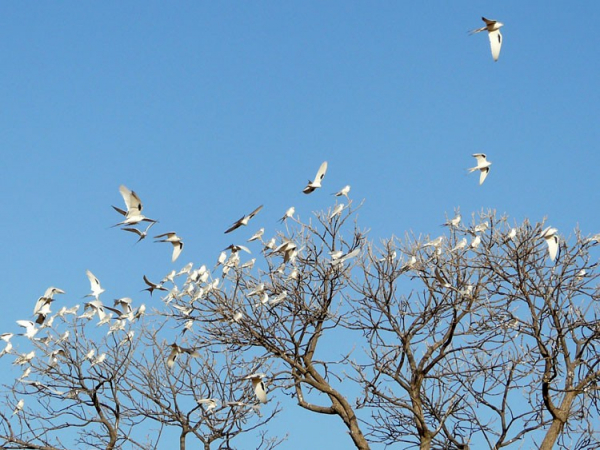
xmin=472 ymin=221 xmax=490 ymax=234
xmin=451 ymin=238 xmax=467 ymax=252
xmin=154 ymin=232 xmax=184 ymax=262
xmin=223 ymin=244 xmax=251 ymax=254
xmin=0 ymin=333 xmax=14 ymax=356
xmin=540 ymin=227 xmax=559 ymax=261
xmin=86 ymin=270 xmax=105 ymax=300
xmin=442 ymin=214 xmax=461 ymax=228
xmin=112 ymin=184 xmax=157 ymax=226
xmin=280 ymin=207 xmax=295 ymax=222
xmin=247 ymin=228 xmax=265 ymax=242
xmin=33 ymin=287 xmax=65 ymax=325
xmin=244 ymin=373 xmax=268 ymax=403
xmin=468 ymin=154 xmax=492 ymax=185
xmin=401 ymin=256 xmax=417 ymax=271
xmin=303 ymin=161 xmax=328 ymax=194
xmin=16 ymin=320 xmax=38 ymax=339
xmin=166 ymin=343 xmax=199 ymax=370
xmin=506 ymin=228 xmax=517 ymax=242
xmin=470 ymin=17 xmax=504 ymax=62
xmin=333 ymin=185 xmax=351 ymax=199
xmin=470 ymin=235 xmax=481 ymax=249
xmin=18 ymin=367 xmax=31 ymax=381
xmin=197 ymin=398 xmax=218 ymax=411
xmin=424 ymin=236 xmax=444 ymax=248
xmin=269 ymin=291 xmax=288 ymax=306
xmin=123 ymin=221 xmax=156 ymax=244
xmin=90 ymin=353 xmax=106 ymax=367
xmin=13 ymin=399 xmax=24 ymax=415
xmin=330 ymin=203 xmax=345 ymax=220
xmin=225 ymin=205 xmax=264 ymax=234
xmin=13 ymin=351 xmax=35 ymax=365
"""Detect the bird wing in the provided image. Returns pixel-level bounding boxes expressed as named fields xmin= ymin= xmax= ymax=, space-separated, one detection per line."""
xmin=86 ymin=270 xmax=102 ymax=291
xmin=546 ymin=235 xmax=559 ymax=261
xmin=119 ymin=185 xmax=143 ymax=214
xmin=482 ymin=17 xmax=496 ymax=26
xmin=172 ymin=241 xmax=184 ymax=262
xmin=248 ymin=204 xmax=264 ymax=219
xmin=314 ymin=161 xmax=328 ymax=183
xmin=488 ymin=29 xmax=502 ymax=61
xmin=224 ymin=218 xmax=243 ymax=234
xmin=479 ymin=167 xmax=490 ymax=185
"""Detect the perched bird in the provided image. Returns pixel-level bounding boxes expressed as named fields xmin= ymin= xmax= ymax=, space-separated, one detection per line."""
xmin=303 ymin=161 xmax=328 ymax=194
xmin=197 ymin=398 xmax=218 ymax=411
xmin=166 ymin=343 xmax=199 ymax=370
xmin=244 ymin=373 xmax=268 ymax=403
xmin=442 ymin=214 xmax=461 ymax=228
xmin=330 ymin=203 xmax=345 ymax=220
xmin=333 ymin=185 xmax=351 ymax=199
xmin=468 ymin=154 xmax=492 ymax=185
xmin=540 ymin=227 xmax=559 ymax=261
xmin=470 ymin=235 xmax=482 ymax=249
xmin=154 ymin=232 xmax=184 ymax=262
xmin=13 ymin=399 xmax=24 ymax=415
xmin=247 ymin=228 xmax=265 ymax=242
xmin=504 ymin=228 xmax=517 ymax=243
xmin=85 ymin=270 xmax=105 ymax=301
xmin=13 ymin=351 xmax=35 ymax=365
xmin=424 ymin=236 xmax=444 ymax=248
xmin=470 ymin=17 xmax=504 ymax=62
xmin=451 ymin=238 xmax=467 ymax=252
xmin=123 ymin=221 xmax=156 ymax=244
xmin=112 ymin=184 xmax=157 ymax=226
xmin=280 ymin=207 xmax=295 ymax=222
xmin=224 ymin=205 xmax=264 ymax=234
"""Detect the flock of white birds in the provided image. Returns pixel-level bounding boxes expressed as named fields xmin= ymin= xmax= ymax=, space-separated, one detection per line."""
xmin=5 ymin=16 xmax=560 ymax=418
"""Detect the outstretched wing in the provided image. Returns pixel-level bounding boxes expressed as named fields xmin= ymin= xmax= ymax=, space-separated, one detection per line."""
xmin=488 ymin=29 xmax=502 ymax=61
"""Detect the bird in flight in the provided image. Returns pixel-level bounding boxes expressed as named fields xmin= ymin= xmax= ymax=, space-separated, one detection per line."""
xmin=85 ymin=270 xmax=105 ymax=300
xmin=154 ymin=232 xmax=184 ymax=262
xmin=470 ymin=17 xmax=504 ymax=61
xmin=123 ymin=221 xmax=156 ymax=244
xmin=224 ymin=205 xmax=264 ymax=234
xmin=303 ymin=161 xmax=328 ymax=194
xmin=244 ymin=373 xmax=268 ymax=403
xmin=468 ymin=154 xmax=492 ymax=185
xmin=112 ymin=185 xmax=157 ymax=227
xmin=280 ymin=207 xmax=295 ymax=222
xmin=166 ymin=343 xmax=199 ymax=369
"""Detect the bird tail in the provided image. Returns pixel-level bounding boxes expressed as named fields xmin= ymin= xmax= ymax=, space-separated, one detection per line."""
xmin=468 ymin=27 xmax=486 ymax=35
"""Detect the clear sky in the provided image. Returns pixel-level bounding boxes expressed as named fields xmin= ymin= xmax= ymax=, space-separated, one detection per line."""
xmin=1 ymin=2 xmax=599 ymax=448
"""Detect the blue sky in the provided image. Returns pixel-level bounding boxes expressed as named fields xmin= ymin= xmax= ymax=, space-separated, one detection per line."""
xmin=1 ymin=2 xmax=599 ymax=448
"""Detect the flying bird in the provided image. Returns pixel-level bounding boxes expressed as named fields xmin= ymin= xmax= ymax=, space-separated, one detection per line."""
xmin=244 ymin=373 xmax=268 ymax=403
xmin=470 ymin=17 xmax=504 ymax=62
xmin=154 ymin=232 xmax=184 ymax=262
xmin=123 ymin=221 xmax=156 ymax=244
xmin=197 ymin=398 xmax=218 ymax=411
xmin=540 ymin=227 xmax=559 ymax=261
xmin=333 ymin=185 xmax=351 ymax=199
xmin=16 ymin=320 xmax=38 ymax=339
xmin=142 ymin=275 xmax=168 ymax=296
xmin=166 ymin=343 xmax=199 ymax=370
xmin=224 ymin=205 xmax=264 ymax=234
xmin=112 ymin=185 xmax=157 ymax=226
xmin=303 ymin=161 xmax=328 ymax=194
xmin=468 ymin=154 xmax=492 ymax=185
xmin=85 ymin=270 xmax=105 ymax=300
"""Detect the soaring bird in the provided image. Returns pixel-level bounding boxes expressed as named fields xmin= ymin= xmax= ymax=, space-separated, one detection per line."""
xmin=142 ymin=275 xmax=168 ymax=296
xmin=123 ymin=221 xmax=156 ymax=243
xmin=244 ymin=373 xmax=268 ymax=403
xmin=16 ymin=320 xmax=38 ymax=339
xmin=224 ymin=205 xmax=264 ymax=234
xmin=112 ymin=185 xmax=157 ymax=226
xmin=303 ymin=161 xmax=328 ymax=194
xmin=154 ymin=232 xmax=184 ymax=262
xmin=470 ymin=17 xmax=504 ymax=62
xmin=540 ymin=227 xmax=559 ymax=261
xmin=468 ymin=154 xmax=492 ymax=185
xmin=166 ymin=343 xmax=199 ymax=369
